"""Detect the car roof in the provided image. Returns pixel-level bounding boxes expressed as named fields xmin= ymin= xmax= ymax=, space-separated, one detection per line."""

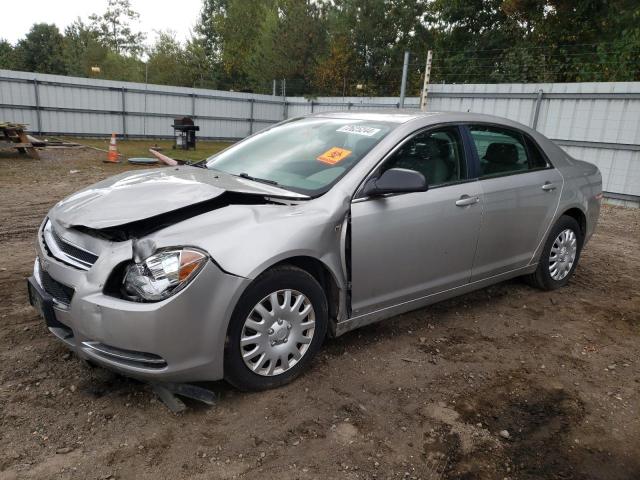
xmin=309 ymin=110 xmax=532 ymax=131
xmin=309 ymin=110 xmax=438 ymax=124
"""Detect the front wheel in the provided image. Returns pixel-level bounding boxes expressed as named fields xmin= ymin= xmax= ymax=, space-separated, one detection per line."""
xmin=526 ymin=215 xmax=583 ymax=290
xmin=224 ymin=266 xmax=328 ymax=391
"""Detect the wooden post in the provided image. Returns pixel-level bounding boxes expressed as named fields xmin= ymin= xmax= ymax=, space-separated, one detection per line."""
xmin=420 ymin=50 xmax=433 ymax=112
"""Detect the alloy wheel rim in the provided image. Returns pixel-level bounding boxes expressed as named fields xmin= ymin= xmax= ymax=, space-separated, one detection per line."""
xmin=549 ymin=228 xmax=577 ymax=281
xmin=240 ymin=289 xmax=315 ymax=376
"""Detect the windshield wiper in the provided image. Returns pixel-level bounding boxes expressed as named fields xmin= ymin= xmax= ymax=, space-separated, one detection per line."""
xmin=238 ymin=172 xmax=280 ymax=186
xmin=189 ymin=159 xmax=208 ymax=168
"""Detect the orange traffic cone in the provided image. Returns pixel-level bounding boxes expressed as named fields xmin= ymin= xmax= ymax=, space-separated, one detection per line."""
xmin=104 ymin=133 xmax=120 ymax=163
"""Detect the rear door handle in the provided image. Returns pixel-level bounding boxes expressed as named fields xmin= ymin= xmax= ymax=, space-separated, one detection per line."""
xmin=455 ymin=195 xmax=480 ymax=207
xmin=541 ymin=182 xmax=557 ymax=191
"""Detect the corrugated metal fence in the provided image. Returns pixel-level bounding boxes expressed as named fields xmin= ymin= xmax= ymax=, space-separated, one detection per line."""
xmin=1 ymin=69 xmax=638 ymax=202
xmin=427 ymin=83 xmax=640 ymax=204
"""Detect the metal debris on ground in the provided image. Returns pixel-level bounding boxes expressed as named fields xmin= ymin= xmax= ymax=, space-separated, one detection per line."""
xmin=151 ymin=382 xmax=217 ymax=413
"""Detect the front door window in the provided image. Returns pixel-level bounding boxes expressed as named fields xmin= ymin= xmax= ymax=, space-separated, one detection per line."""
xmin=382 ymin=127 xmax=467 ymax=186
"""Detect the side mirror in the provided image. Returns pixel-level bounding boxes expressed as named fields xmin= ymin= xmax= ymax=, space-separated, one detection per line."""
xmin=362 ymin=168 xmax=428 ymax=197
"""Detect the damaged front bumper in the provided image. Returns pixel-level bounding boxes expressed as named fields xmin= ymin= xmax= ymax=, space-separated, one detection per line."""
xmin=31 ymin=221 xmax=250 ymax=383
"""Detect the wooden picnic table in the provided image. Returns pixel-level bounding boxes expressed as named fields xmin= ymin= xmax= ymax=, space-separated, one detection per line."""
xmin=0 ymin=122 xmax=40 ymax=159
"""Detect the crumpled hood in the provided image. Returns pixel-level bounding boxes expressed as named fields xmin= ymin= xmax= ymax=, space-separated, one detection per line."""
xmin=49 ymin=166 xmax=306 ymax=229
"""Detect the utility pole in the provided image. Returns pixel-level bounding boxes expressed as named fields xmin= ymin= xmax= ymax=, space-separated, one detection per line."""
xmin=272 ymin=79 xmax=276 ymax=96
xmin=143 ymin=62 xmax=148 ymax=137
xmin=281 ymin=79 xmax=287 ymax=120
xmin=399 ymin=51 xmax=409 ymax=108
xmin=420 ymin=50 xmax=433 ymax=111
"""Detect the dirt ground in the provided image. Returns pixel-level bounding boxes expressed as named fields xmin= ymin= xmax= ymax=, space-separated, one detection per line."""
xmin=0 ymin=147 xmax=639 ymax=480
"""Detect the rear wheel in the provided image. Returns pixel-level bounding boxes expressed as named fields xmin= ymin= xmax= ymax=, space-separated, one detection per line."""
xmin=526 ymin=215 xmax=583 ymax=290
xmin=224 ymin=266 xmax=328 ymax=391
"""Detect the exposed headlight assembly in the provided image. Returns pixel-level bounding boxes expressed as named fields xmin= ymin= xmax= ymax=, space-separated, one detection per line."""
xmin=123 ymin=248 xmax=208 ymax=301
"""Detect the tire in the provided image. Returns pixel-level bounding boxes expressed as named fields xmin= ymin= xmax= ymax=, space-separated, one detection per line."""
xmin=224 ymin=265 xmax=328 ymax=391
xmin=526 ymin=215 xmax=583 ymax=291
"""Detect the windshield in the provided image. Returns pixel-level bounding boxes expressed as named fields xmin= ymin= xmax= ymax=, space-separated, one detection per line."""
xmin=206 ymin=117 xmax=395 ymax=196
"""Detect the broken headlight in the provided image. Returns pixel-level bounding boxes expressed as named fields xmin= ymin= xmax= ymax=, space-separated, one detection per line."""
xmin=123 ymin=248 xmax=208 ymax=301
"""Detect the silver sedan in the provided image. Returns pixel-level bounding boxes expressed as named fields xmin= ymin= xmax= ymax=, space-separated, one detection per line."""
xmin=28 ymin=111 xmax=602 ymax=390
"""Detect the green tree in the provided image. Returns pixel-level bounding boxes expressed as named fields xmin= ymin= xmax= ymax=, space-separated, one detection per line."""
xmin=323 ymin=0 xmax=431 ymax=95
xmin=63 ymin=18 xmax=143 ymax=81
xmin=183 ymin=36 xmax=219 ymax=88
xmin=146 ymin=32 xmax=189 ymax=85
xmin=196 ymin=0 xmax=274 ymax=90
xmin=196 ymin=0 xmax=227 ymax=61
xmin=92 ymin=50 xmax=143 ymax=81
xmin=222 ymin=0 xmax=269 ymax=88
xmin=89 ymin=0 xmax=146 ymax=56
xmin=7 ymin=0 xmax=639 ymax=88
xmin=63 ymin=19 xmax=106 ymax=77
xmin=246 ymin=0 xmax=327 ymax=94
xmin=426 ymin=0 xmax=640 ymax=83
xmin=527 ymin=0 xmax=640 ymax=82
xmin=14 ymin=23 xmax=66 ymax=74
xmin=0 ymin=39 xmax=17 ymax=70
xmin=312 ymin=33 xmax=354 ymax=96
xmin=145 ymin=32 xmax=220 ymax=88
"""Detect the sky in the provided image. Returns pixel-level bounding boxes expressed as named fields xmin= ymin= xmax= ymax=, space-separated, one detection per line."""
xmin=1 ymin=0 xmax=203 ymax=46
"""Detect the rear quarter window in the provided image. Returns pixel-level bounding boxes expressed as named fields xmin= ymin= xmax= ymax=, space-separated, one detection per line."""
xmin=524 ymin=136 xmax=550 ymax=169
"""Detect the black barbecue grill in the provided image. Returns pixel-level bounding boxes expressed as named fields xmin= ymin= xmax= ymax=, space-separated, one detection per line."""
xmin=172 ymin=117 xmax=200 ymax=150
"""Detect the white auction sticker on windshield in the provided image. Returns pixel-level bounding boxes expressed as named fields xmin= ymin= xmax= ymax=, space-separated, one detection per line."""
xmin=336 ymin=125 xmax=381 ymax=137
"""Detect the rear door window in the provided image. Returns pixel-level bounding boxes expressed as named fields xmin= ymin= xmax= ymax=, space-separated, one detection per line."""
xmin=469 ymin=125 xmax=547 ymax=178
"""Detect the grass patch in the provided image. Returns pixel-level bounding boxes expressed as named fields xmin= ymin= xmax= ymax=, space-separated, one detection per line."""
xmin=58 ymin=137 xmax=233 ymax=163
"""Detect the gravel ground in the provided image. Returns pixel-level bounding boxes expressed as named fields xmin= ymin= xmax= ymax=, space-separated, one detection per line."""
xmin=0 ymin=147 xmax=639 ymax=480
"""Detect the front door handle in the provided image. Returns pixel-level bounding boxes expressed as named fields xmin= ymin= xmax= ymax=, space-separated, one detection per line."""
xmin=541 ymin=182 xmax=557 ymax=191
xmin=455 ymin=195 xmax=480 ymax=207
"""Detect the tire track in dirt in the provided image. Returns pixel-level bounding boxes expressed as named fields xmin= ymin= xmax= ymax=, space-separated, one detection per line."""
xmin=0 ymin=201 xmax=53 ymax=241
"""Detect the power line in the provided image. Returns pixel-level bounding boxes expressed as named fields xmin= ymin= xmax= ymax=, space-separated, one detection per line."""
xmin=430 ymin=61 xmax=640 ymax=70
xmin=427 ymin=52 xmax=640 ymax=63
xmin=406 ymin=48 xmax=639 ymax=65
xmin=431 ymin=41 xmax=635 ymax=54
xmin=427 ymin=70 xmax=628 ymax=77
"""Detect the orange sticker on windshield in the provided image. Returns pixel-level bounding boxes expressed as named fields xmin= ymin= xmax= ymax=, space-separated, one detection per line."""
xmin=317 ymin=147 xmax=352 ymax=165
